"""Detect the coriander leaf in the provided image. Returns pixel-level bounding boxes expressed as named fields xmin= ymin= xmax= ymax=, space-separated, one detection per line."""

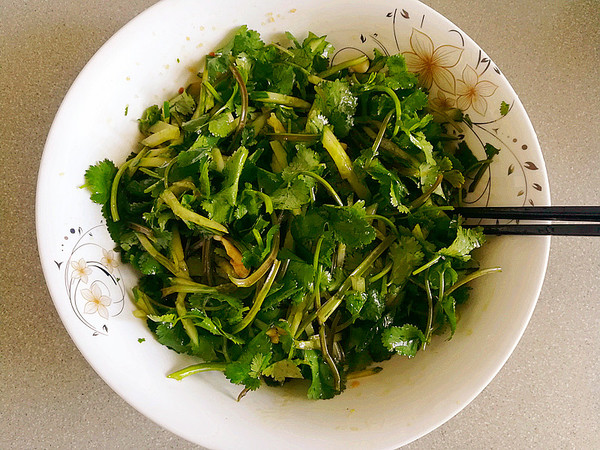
xmin=323 ymin=201 xmax=376 ymax=248
xmin=83 ymin=159 xmax=117 ymax=204
xmin=225 ymin=331 xmax=272 ymax=391
xmin=440 ymin=295 xmax=457 ymax=336
xmin=345 ymin=291 xmax=367 ymax=318
xmin=249 ymin=353 xmax=272 ymax=378
xmin=281 ymin=145 xmax=323 ymax=182
xmin=209 ymin=112 xmax=237 ymax=137
xmin=359 ymin=288 xmax=385 ymax=321
xmin=202 ymin=146 xmax=248 ymax=223
xmin=169 ymin=91 xmax=196 ymax=116
xmin=138 ymin=105 xmax=161 ymax=133
xmin=366 ymin=161 xmax=410 ymax=213
xmin=385 ymin=54 xmax=417 ymax=90
xmin=232 ymin=25 xmax=265 ymax=58
xmin=303 ymin=350 xmax=337 ymax=400
xmin=270 ymin=176 xmax=315 ymax=210
xmin=309 ymin=79 xmax=357 ymax=137
xmin=500 ymin=101 xmax=510 ymax=116
xmin=263 ymin=359 xmax=303 ymax=382
xmin=484 ymin=143 xmax=500 ymax=159
xmin=439 ymin=226 xmax=485 ymax=261
xmin=381 ymin=324 xmax=426 ymax=357
xmin=389 ymin=236 xmax=424 ymax=286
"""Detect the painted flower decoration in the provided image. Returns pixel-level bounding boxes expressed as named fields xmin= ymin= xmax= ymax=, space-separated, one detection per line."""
xmin=81 ymin=282 xmax=112 ymax=319
xmin=101 ymin=248 xmax=119 ymax=273
xmin=430 ymin=89 xmax=455 ymax=110
xmin=403 ymin=28 xmax=463 ymax=93
xmin=71 ymin=258 xmax=92 ymax=284
xmin=456 ymin=65 xmax=498 ymax=115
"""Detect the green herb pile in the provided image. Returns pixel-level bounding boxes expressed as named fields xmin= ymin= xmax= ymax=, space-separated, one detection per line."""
xmin=83 ymin=26 xmax=500 ymax=400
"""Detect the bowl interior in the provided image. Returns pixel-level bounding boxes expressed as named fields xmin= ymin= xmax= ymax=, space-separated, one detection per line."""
xmin=36 ymin=0 xmax=550 ymax=448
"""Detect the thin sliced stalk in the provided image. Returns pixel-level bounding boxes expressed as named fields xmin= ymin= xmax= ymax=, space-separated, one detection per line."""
xmin=412 ymin=254 xmax=442 ymax=276
xmin=170 ymin=225 xmax=189 ymax=277
xmin=423 ymin=276 xmax=434 ymax=349
xmin=202 ymin=79 xmax=224 ymax=103
xmin=366 ymin=110 xmax=394 ymax=167
xmin=313 ymin=238 xmax=341 ymax=391
xmin=445 ymin=267 xmax=502 ymax=297
xmin=362 ymin=127 xmax=421 ymax=167
xmin=134 ymin=232 xmax=179 ymax=276
xmin=299 ymin=235 xmax=395 ymax=329
xmin=161 ymin=284 xmax=219 ymax=296
xmin=176 ymin=292 xmax=198 ymax=346
xmin=409 ymin=173 xmax=444 ymax=211
xmin=346 ymin=367 xmax=384 ymax=379
xmin=369 ymin=261 xmax=393 ymax=283
xmin=160 ymin=189 xmax=228 ymax=234
xmin=138 ymin=167 xmax=161 ymax=178
xmin=167 ymin=362 xmax=227 ymax=380
xmin=322 ymin=126 xmax=370 ymax=199
xmin=138 ymin=157 xmax=171 ymax=167
xmin=300 ymin=171 xmax=343 ymax=207
xmin=251 ymin=91 xmax=312 ymax=109
xmin=232 ymin=260 xmax=282 ymax=333
xmin=318 ymin=55 xmax=369 ymax=78
xmin=366 ymin=85 xmax=402 ymax=137
xmin=265 ymin=133 xmax=320 ymax=142
xmin=365 ymin=214 xmax=398 ymax=236
xmin=229 ymin=233 xmax=280 ymax=287
xmin=191 ymin=68 xmax=209 ymax=119
xmin=229 ymin=63 xmax=248 ymax=137
xmin=111 ymin=147 xmax=149 ymax=221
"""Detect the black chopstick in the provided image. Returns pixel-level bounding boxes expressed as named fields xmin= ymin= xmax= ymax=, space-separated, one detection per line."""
xmin=454 ymin=206 xmax=600 ymax=222
xmin=455 ymin=206 xmax=600 ymax=236
xmin=477 ymin=224 xmax=600 ymax=236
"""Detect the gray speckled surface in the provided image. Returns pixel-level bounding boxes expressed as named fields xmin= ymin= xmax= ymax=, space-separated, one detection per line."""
xmin=1 ymin=0 xmax=598 ymax=448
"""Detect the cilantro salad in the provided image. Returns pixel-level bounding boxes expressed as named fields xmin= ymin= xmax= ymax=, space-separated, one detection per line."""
xmin=84 ymin=26 xmax=500 ymax=400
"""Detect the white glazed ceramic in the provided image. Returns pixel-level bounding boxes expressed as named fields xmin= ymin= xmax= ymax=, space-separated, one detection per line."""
xmin=36 ymin=0 xmax=550 ymax=448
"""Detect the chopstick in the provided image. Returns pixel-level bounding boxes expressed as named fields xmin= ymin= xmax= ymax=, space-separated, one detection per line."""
xmin=477 ymin=224 xmax=600 ymax=236
xmin=455 ymin=206 xmax=600 ymax=222
xmin=454 ymin=206 xmax=600 ymax=236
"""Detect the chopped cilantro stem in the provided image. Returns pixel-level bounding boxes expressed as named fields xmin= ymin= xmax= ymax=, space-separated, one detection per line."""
xmin=202 ymin=79 xmax=224 ymax=103
xmin=160 ymin=189 xmax=228 ymax=234
xmin=423 ymin=276 xmax=434 ymax=349
xmin=176 ymin=292 xmax=199 ymax=346
xmin=322 ymin=126 xmax=370 ymax=199
xmin=409 ymin=173 xmax=444 ymax=211
xmin=134 ymin=232 xmax=180 ymax=276
xmin=367 ymin=110 xmax=394 ymax=167
xmin=363 ymin=126 xmax=420 ymax=167
xmin=368 ymin=261 xmax=393 ymax=283
xmin=232 ymin=259 xmax=282 ymax=333
xmin=365 ymin=85 xmax=402 ymax=137
xmin=314 ymin=235 xmax=395 ymax=325
xmin=265 ymin=133 xmax=320 ymax=142
xmin=300 ymin=171 xmax=343 ymax=206
xmin=110 ymin=147 xmax=149 ymax=221
xmin=251 ymin=91 xmax=312 ymax=109
xmin=192 ymin=68 xmax=209 ymax=119
xmin=229 ymin=233 xmax=280 ymax=287
xmin=346 ymin=366 xmax=384 ymax=379
xmin=412 ymin=255 xmax=442 ymax=276
xmin=365 ymin=214 xmax=398 ymax=236
xmin=167 ymin=362 xmax=227 ymax=380
xmin=318 ymin=55 xmax=369 ymax=79
xmin=229 ymin=63 xmax=248 ymax=137
xmin=444 ymin=267 xmax=502 ymax=297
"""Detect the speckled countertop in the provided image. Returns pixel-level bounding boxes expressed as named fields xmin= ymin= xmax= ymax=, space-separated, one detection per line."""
xmin=1 ymin=0 xmax=598 ymax=448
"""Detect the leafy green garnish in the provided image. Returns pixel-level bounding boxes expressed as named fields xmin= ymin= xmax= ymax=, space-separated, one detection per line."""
xmin=83 ymin=26 xmax=500 ymax=401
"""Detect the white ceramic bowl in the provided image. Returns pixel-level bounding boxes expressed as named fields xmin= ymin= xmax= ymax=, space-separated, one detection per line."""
xmin=37 ymin=0 xmax=550 ymax=448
